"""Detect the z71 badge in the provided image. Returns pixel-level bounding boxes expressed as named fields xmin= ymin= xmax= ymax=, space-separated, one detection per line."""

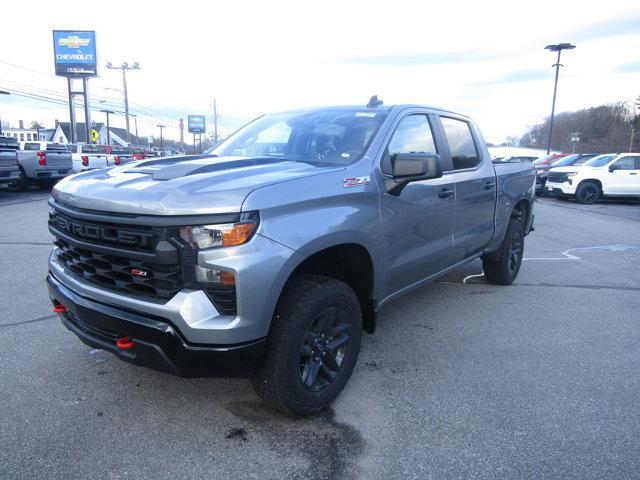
xmin=342 ymin=176 xmax=370 ymax=188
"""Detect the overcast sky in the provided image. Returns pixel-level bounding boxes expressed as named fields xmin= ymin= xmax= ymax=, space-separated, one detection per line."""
xmin=1 ymin=0 xmax=639 ymax=144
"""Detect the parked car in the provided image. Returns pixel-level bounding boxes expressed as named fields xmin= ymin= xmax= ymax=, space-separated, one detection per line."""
xmin=47 ymin=103 xmax=535 ymax=416
xmin=67 ymin=144 xmax=112 ymax=173
xmin=533 ymin=153 xmax=570 ymax=194
xmin=546 ymin=153 xmax=597 ymax=168
xmin=545 ymin=153 xmax=640 ymax=203
xmin=7 ymin=141 xmax=73 ymax=191
xmin=0 ymin=136 xmax=21 ymax=187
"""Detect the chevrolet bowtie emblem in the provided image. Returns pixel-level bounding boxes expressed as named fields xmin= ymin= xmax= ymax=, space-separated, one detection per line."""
xmin=58 ymin=36 xmax=90 ymax=49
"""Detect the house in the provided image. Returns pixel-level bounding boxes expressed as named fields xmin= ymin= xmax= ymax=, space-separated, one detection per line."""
xmin=2 ymin=122 xmax=68 ymax=143
xmin=58 ymin=122 xmax=145 ymax=146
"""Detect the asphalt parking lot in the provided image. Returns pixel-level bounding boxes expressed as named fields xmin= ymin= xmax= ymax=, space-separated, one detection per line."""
xmin=1 ymin=189 xmax=639 ymax=480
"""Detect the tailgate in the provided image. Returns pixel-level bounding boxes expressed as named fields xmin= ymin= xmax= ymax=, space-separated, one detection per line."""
xmin=45 ymin=150 xmax=73 ymax=168
xmin=0 ymin=151 xmax=17 ymax=168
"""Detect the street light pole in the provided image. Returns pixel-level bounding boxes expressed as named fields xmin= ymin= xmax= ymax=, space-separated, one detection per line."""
xmin=544 ymin=43 xmax=576 ymax=154
xmin=0 ymin=90 xmax=10 ymax=136
xmin=157 ymin=124 xmax=164 ymax=152
xmin=100 ymin=109 xmax=114 ymax=145
xmin=106 ymin=61 xmax=140 ymax=145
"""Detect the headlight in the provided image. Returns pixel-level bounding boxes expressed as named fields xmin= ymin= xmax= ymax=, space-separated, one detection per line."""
xmin=179 ymin=212 xmax=259 ymax=249
xmin=566 ymin=171 xmax=578 ymax=177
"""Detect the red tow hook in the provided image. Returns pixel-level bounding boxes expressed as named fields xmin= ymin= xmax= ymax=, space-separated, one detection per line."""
xmin=52 ymin=304 xmax=67 ymax=314
xmin=116 ymin=337 xmax=135 ymax=350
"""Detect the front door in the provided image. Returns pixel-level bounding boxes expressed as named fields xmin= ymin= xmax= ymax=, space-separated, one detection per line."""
xmin=379 ymin=113 xmax=455 ymax=297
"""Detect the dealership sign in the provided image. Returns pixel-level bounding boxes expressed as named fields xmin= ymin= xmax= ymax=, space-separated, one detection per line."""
xmin=53 ymin=30 xmax=97 ymax=77
xmin=188 ymin=115 xmax=206 ymax=134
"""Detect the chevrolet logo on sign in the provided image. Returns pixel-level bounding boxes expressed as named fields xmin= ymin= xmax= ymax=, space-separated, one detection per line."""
xmin=58 ymin=36 xmax=90 ymax=49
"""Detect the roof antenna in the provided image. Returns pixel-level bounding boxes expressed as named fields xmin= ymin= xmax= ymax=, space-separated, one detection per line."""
xmin=367 ymin=95 xmax=383 ymax=108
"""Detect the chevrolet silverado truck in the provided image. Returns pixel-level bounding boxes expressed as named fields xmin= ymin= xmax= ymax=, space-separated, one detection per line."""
xmin=545 ymin=153 xmax=640 ymax=203
xmin=8 ymin=141 xmax=73 ymax=191
xmin=67 ymin=144 xmax=113 ymax=173
xmin=0 ymin=136 xmax=21 ymax=186
xmin=47 ymin=102 xmax=535 ymax=416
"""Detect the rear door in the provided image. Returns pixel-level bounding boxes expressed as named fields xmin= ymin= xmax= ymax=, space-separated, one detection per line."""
xmin=379 ymin=112 xmax=455 ymax=296
xmin=436 ymin=115 xmax=496 ymax=262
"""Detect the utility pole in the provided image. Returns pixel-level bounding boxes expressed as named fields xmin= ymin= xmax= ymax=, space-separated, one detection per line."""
xmin=106 ymin=61 xmax=140 ymax=145
xmin=0 ymin=90 xmax=10 ymax=136
xmin=570 ymin=132 xmax=580 ymax=153
xmin=630 ymin=96 xmax=640 ymax=153
xmin=100 ymin=109 xmax=114 ymax=145
xmin=213 ymin=99 xmax=218 ymax=144
xmin=157 ymin=124 xmax=164 ymax=152
xmin=131 ymin=114 xmax=139 ymax=142
xmin=544 ymin=43 xmax=576 ymax=154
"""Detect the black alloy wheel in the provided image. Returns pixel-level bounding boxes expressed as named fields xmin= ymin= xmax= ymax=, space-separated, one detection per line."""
xmin=299 ymin=306 xmax=350 ymax=392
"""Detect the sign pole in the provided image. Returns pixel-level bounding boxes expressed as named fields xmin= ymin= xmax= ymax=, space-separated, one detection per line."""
xmin=82 ymin=77 xmax=91 ymax=143
xmin=67 ymin=77 xmax=76 ymax=143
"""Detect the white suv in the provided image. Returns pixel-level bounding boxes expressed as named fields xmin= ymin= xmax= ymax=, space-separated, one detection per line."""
xmin=545 ymin=153 xmax=640 ymax=204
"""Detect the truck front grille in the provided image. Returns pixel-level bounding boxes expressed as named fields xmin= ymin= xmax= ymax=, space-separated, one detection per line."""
xmin=548 ymin=172 xmax=569 ymax=183
xmin=54 ymin=238 xmax=183 ymax=300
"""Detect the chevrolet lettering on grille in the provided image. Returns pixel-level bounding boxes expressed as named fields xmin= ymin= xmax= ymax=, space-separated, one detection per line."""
xmin=52 ymin=214 xmax=156 ymax=248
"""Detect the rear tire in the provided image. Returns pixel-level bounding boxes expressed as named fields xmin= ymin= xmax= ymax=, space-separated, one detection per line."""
xmin=575 ymin=181 xmax=600 ymax=204
xmin=252 ymin=274 xmax=362 ymax=416
xmin=35 ymin=179 xmax=57 ymax=190
xmin=5 ymin=167 xmax=28 ymax=192
xmin=482 ymin=216 xmax=524 ymax=285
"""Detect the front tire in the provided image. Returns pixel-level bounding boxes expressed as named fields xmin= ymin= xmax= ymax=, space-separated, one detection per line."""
xmin=575 ymin=181 xmax=600 ymax=204
xmin=482 ymin=216 xmax=524 ymax=285
xmin=252 ymin=274 xmax=362 ymax=416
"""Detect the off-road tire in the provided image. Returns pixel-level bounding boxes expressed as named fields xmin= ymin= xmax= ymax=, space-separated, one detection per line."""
xmin=575 ymin=181 xmax=600 ymax=205
xmin=482 ymin=216 xmax=524 ymax=285
xmin=252 ymin=274 xmax=362 ymax=416
xmin=5 ymin=167 xmax=28 ymax=192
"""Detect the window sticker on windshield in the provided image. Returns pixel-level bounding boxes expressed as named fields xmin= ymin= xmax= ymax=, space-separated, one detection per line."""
xmin=355 ymin=112 xmax=376 ymax=117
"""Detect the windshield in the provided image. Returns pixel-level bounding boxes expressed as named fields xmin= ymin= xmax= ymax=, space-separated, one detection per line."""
xmin=574 ymin=155 xmax=596 ymax=165
xmin=551 ymin=154 xmax=578 ymax=167
xmin=583 ymin=154 xmax=615 ymax=167
xmin=214 ymin=109 xmax=388 ymax=165
xmin=534 ymin=154 xmax=554 ymax=165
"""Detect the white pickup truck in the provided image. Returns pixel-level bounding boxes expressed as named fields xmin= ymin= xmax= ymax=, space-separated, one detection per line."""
xmin=67 ymin=144 xmax=114 ymax=173
xmin=7 ymin=141 xmax=73 ymax=191
xmin=546 ymin=153 xmax=640 ymax=203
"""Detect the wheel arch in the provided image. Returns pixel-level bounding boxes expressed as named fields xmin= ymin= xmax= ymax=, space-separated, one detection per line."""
xmin=267 ymin=239 xmax=378 ymax=335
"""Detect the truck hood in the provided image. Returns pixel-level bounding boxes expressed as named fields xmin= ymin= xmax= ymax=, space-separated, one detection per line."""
xmin=52 ymin=155 xmax=344 ymax=216
xmin=548 ymin=165 xmax=601 ymax=173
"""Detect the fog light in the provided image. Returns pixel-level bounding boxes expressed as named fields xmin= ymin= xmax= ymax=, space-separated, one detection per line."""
xmin=194 ymin=265 xmax=235 ymax=286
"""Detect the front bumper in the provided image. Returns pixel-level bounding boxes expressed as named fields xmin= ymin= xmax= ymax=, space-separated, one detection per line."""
xmin=48 ymin=274 xmax=266 ymax=376
xmin=545 ymin=181 xmax=576 ymax=196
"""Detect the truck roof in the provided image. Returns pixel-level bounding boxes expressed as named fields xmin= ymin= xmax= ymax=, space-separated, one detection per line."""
xmin=279 ymin=104 xmax=469 ymax=118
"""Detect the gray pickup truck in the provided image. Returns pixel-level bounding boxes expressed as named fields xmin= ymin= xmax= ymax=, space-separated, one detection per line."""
xmin=47 ymin=102 xmax=535 ymax=415
xmin=8 ymin=141 xmax=73 ymax=191
xmin=0 ymin=137 xmax=20 ymax=186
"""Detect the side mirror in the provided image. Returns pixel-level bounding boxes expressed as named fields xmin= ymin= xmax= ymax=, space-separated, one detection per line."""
xmin=609 ymin=164 xmax=620 ymax=173
xmin=392 ymin=152 xmax=443 ymax=182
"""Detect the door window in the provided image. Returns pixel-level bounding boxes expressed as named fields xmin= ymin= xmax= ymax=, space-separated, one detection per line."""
xmin=383 ymin=115 xmax=437 ymax=175
xmin=612 ymin=157 xmax=636 ymax=170
xmin=440 ymin=117 xmax=480 ymax=170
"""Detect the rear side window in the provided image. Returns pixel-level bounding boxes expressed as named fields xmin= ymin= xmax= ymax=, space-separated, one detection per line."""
xmin=24 ymin=142 xmax=41 ymax=150
xmin=46 ymin=144 xmax=68 ymax=152
xmin=440 ymin=117 xmax=479 ymax=170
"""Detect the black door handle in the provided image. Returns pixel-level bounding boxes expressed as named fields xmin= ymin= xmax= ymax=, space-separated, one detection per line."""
xmin=484 ymin=182 xmax=496 ymax=190
xmin=438 ymin=188 xmax=454 ymax=199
